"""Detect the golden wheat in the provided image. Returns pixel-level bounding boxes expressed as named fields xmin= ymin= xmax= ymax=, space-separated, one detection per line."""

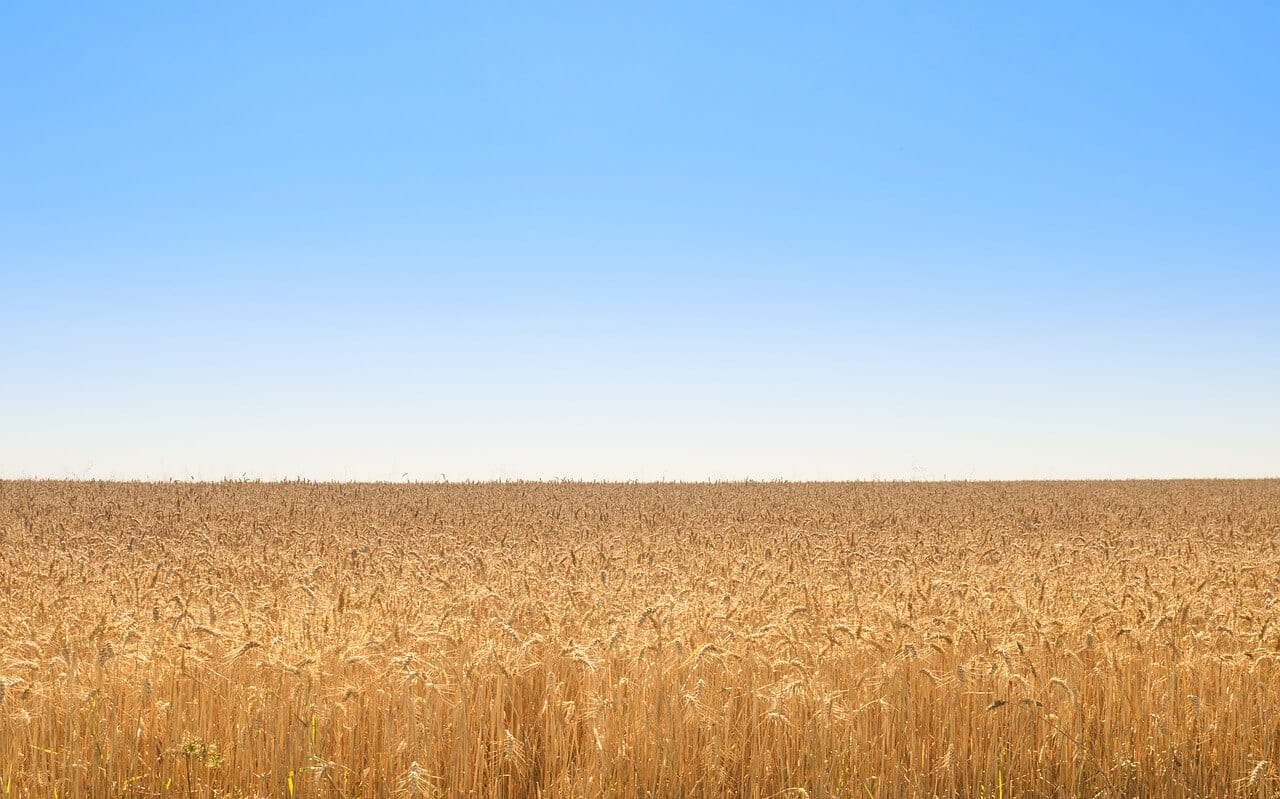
xmin=1 ymin=479 xmax=1278 ymax=797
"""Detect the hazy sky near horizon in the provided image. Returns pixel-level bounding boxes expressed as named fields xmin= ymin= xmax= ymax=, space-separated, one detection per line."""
xmin=3 ymin=3 xmax=1278 ymax=481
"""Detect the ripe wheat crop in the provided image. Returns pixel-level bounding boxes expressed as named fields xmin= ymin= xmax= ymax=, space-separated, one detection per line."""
xmin=1 ymin=479 xmax=1278 ymax=797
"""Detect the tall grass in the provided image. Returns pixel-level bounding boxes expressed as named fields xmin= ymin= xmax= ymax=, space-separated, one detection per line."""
xmin=1 ymin=479 xmax=1278 ymax=797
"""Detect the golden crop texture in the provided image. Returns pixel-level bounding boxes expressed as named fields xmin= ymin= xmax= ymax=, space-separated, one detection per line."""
xmin=1 ymin=480 xmax=1278 ymax=798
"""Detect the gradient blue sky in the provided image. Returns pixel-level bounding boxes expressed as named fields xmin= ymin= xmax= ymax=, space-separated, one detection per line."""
xmin=3 ymin=3 xmax=1278 ymax=480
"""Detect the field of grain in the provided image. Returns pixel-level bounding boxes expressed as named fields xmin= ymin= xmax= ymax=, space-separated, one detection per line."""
xmin=1 ymin=480 xmax=1278 ymax=798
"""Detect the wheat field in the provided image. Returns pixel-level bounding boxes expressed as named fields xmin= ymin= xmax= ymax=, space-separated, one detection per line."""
xmin=1 ymin=479 xmax=1278 ymax=798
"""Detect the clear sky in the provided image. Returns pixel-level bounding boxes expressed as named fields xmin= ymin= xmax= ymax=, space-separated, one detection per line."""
xmin=2 ymin=3 xmax=1277 ymax=481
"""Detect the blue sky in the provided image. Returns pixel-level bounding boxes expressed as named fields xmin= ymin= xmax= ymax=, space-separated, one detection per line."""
xmin=2 ymin=3 xmax=1277 ymax=480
